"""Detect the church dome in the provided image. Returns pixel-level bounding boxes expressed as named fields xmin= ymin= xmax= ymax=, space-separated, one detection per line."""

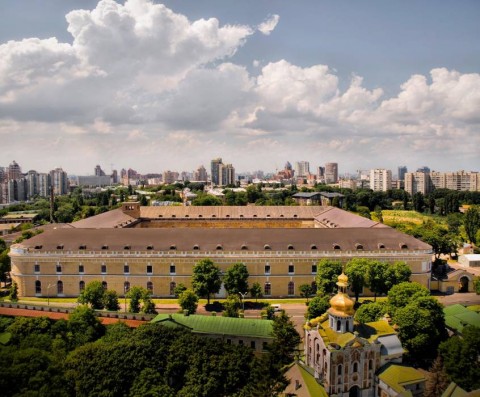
xmin=328 ymin=272 xmax=355 ymax=316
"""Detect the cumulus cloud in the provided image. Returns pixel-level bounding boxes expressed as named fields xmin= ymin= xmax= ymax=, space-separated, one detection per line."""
xmin=257 ymin=14 xmax=279 ymax=35
xmin=0 ymin=0 xmax=479 ymax=173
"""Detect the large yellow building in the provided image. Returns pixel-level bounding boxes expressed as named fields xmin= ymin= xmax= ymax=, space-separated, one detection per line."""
xmin=9 ymin=204 xmax=432 ymax=298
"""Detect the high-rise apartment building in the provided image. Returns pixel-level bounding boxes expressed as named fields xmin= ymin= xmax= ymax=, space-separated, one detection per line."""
xmin=50 ymin=168 xmax=68 ymax=196
xmin=0 ymin=167 xmax=6 ymax=183
xmin=211 ymin=158 xmax=223 ymax=186
xmin=398 ymin=166 xmax=407 ymax=181
xmin=193 ymin=165 xmax=208 ymax=182
xmin=220 ymin=163 xmax=235 ymax=186
xmin=162 ymin=170 xmax=178 ymax=185
xmin=405 ymin=170 xmax=480 ymax=196
xmin=325 ymin=163 xmax=338 ymax=184
xmin=369 ymin=169 xmax=392 ymax=192
xmin=8 ymin=160 xmax=22 ymax=181
xmin=95 ymin=165 xmax=106 ymax=176
xmin=294 ymin=161 xmax=310 ymax=177
xmin=37 ymin=173 xmax=50 ymax=197
xmin=416 ymin=166 xmax=430 ymax=173
xmin=27 ymin=170 xmax=38 ymax=198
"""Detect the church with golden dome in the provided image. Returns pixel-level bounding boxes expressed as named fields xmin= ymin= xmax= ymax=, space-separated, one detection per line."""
xmin=303 ymin=273 xmax=426 ymax=397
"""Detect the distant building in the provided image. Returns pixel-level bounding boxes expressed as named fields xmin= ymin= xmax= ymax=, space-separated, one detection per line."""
xmin=211 ymin=158 xmax=223 ymax=186
xmin=7 ymin=160 xmax=22 ymax=181
xmin=397 ymin=166 xmax=407 ymax=181
xmin=220 ymin=163 xmax=235 ymax=186
xmin=193 ymin=165 xmax=208 ymax=182
xmin=295 ymin=161 xmax=310 ymax=178
xmin=94 ymin=165 xmax=106 ymax=176
xmin=325 ymin=163 xmax=338 ymax=184
xmin=49 ymin=168 xmax=68 ymax=195
xmin=77 ymin=175 xmax=111 ymax=187
xmin=162 ymin=170 xmax=178 ymax=185
xmin=370 ymin=169 xmax=392 ymax=192
xmin=405 ymin=171 xmax=480 ymax=195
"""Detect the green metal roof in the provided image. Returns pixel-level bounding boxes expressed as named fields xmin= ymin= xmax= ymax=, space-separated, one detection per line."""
xmin=151 ymin=314 xmax=274 ymax=339
xmin=298 ymin=364 xmax=329 ymax=397
xmin=444 ymin=304 xmax=480 ymax=334
xmin=441 ymin=382 xmax=468 ymax=397
xmin=378 ymin=364 xmax=425 ymax=394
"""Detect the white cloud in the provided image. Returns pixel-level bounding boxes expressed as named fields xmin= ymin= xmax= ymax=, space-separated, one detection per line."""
xmin=257 ymin=14 xmax=280 ymax=35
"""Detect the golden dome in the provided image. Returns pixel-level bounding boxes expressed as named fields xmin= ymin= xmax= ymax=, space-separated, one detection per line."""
xmin=329 ymin=292 xmax=355 ymax=316
xmin=337 ymin=272 xmax=348 ymax=286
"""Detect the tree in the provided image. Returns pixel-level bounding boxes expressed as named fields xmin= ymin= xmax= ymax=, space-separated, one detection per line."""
xmin=78 ymin=281 xmax=105 ymax=310
xmin=141 ymin=290 xmax=157 ymax=314
xmin=68 ymin=305 xmax=105 ymax=347
xmin=222 ymin=294 xmax=241 ymax=318
xmin=354 ymin=301 xmax=387 ymax=324
xmin=0 ymin=250 xmax=11 ymax=287
xmin=178 ymin=289 xmax=198 ymax=315
xmin=306 ymin=295 xmax=330 ymax=319
xmin=474 ymin=276 xmax=480 ymax=295
xmin=387 ymin=282 xmax=430 ymax=312
xmin=315 ymin=259 xmax=342 ymax=295
xmin=394 ymin=296 xmax=447 ymax=366
xmin=299 ymin=284 xmax=314 ymax=303
xmin=439 ymin=325 xmax=480 ymax=391
xmin=192 ymin=259 xmax=222 ymax=304
xmin=223 ymin=262 xmax=249 ymax=296
xmin=412 ymin=192 xmax=425 ymax=212
xmin=345 ymin=258 xmax=370 ymax=302
xmin=464 ymin=206 xmax=480 ymax=244
xmin=357 ymin=206 xmax=371 ymax=219
xmin=249 ymin=282 xmax=263 ymax=302
xmin=127 ymin=286 xmax=144 ymax=313
xmin=424 ymin=357 xmax=450 ymax=397
xmin=103 ymin=289 xmax=120 ymax=311
xmin=270 ymin=311 xmax=301 ymax=365
xmin=384 ymin=261 xmax=411 ymax=291
xmin=366 ymin=261 xmax=389 ymax=301
xmin=9 ymin=281 xmax=18 ymax=302
xmin=173 ymin=283 xmax=187 ymax=297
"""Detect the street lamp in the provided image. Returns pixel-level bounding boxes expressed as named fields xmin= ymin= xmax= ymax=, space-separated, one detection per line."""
xmin=238 ymin=291 xmax=248 ymax=312
xmin=124 ymin=284 xmax=128 ymax=313
xmin=46 ymin=283 xmax=54 ymax=306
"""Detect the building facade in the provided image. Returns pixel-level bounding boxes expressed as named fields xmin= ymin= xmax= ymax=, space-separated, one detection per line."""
xmin=325 ymin=163 xmax=338 ymax=184
xmin=10 ymin=205 xmax=432 ymax=299
xmin=370 ymin=169 xmax=392 ymax=192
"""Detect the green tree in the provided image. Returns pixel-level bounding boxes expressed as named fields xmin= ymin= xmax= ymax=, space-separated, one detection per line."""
xmin=354 ymin=301 xmax=387 ymax=323
xmin=299 ymin=283 xmax=314 ymax=303
xmin=366 ymin=261 xmax=389 ymax=301
xmin=345 ymin=258 xmax=370 ymax=302
xmin=464 ymin=206 xmax=480 ymax=244
xmin=68 ymin=305 xmax=105 ymax=347
xmin=141 ymin=289 xmax=157 ymax=314
xmin=249 ymin=282 xmax=263 ymax=302
xmin=315 ymin=259 xmax=342 ymax=295
xmin=394 ymin=296 xmax=447 ymax=366
xmin=78 ymin=280 xmax=105 ymax=310
xmin=384 ymin=261 xmax=412 ymax=291
xmin=222 ymin=294 xmax=241 ymax=318
xmin=387 ymin=282 xmax=430 ymax=312
xmin=178 ymin=289 xmax=198 ymax=315
xmin=270 ymin=311 xmax=301 ymax=366
xmin=439 ymin=325 xmax=480 ymax=391
xmin=357 ymin=206 xmax=371 ymax=219
xmin=474 ymin=276 xmax=480 ymax=295
xmin=9 ymin=281 xmax=18 ymax=302
xmin=192 ymin=258 xmax=222 ymax=304
xmin=0 ymin=250 xmax=11 ymax=287
xmin=103 ymin=289 xmax=120 ymax=311
xmin=306 ymin=295 xmax=330 ymax=319
xmin=127 ymin=286 xmax=144 ymax=313
xmin=223 ymin=262 xmax=249 ymax=296
xmin=173 ymin=283 xmax=187 ymax=297
xmin=412 ymin=192 xmax=425 ymax=212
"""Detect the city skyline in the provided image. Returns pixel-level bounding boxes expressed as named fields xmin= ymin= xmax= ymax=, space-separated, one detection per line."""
xmin=1 ymin=0 xmax=479 ymax=174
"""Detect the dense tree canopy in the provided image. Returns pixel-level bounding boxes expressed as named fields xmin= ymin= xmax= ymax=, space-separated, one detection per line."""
xmin=223 ymin=262 xmax=249 ymax=296
xmin=315 ymin=259 xmax=342 ymax=295
xmin=192 ymin=259 xmax=222 ymax=304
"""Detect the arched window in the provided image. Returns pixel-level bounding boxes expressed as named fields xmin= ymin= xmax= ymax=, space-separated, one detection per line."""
xmin=170 ymin=281 xmax=176 ymax=296
xmin=35 ymin=280 xmax=41 ymax=294
xmin=102 ymin=281 xmax=108 ymax=290
xmin=336 ymin=320 xmax=341 ymax=331
xmin=353 ymin=362 xmax=358 ymax=372
xmin=264 ymin=282 xmax=271 ymax=296
xmin=124 ymin=281 xmax=130 ymax=293
xmin=338 ymin=364 xmax=342 ymax=375
xmin=79 ymin=280 xmax=85 ymax=292
xmin=147 ymin=281 xmax=153 ymax=294
xmin=288 ymin=281 xmax=295 ymax=295
xmin=57 ymin=280 xmax=63 ymax=295
xmin=369 ymin=360 xmax=373 ymax=370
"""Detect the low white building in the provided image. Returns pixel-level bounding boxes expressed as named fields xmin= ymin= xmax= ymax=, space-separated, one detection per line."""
xmin=458 ymin=254 xmax=480 ymax=267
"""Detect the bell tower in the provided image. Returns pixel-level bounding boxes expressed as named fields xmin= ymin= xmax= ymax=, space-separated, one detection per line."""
xmin=327 ymin=272 xmax=355 ymax=333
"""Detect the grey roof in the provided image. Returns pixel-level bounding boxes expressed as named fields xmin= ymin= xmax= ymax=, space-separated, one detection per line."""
xmin=15 ymin=226 xmax=431 ymax=253
xmin=319 ymin=192 xmax=345 ymax=198
xmin=292 ymin=192 xmax=322 ymax=198
xmin=70 ymin=208 xmax=137 ymax=228
xmin=314 ymin=207 xmax=387 ymax=228
xmin=378 ymin=334 xmax=405 ymax=356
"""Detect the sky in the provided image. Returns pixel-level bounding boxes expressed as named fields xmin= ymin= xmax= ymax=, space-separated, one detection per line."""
xmin=0 ymin=0 xmax=479 ymax=176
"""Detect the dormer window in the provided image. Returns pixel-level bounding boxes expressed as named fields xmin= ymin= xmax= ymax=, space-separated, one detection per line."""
xmin=355 ymin=244 xmax=363 ymax=250
xmin=264 ymin=244 xmax=271 ymax=250
xmin=56 ymin=245 xmax=64 ymax=250
xmin=280 ymin=214 xmax=284 ymax=218
xmin=311 ymin=244 xmax=317 ymax=250
xmin=198 ymin=215 xmax=203 ymax=218
xmin=240 ymin=214 xmax=244 ymax=218
xmin=226 ymin=214 xmax=230 ymax=218
xmin=171 ymin=215 xmax=176 ymax=218
xmin=185 ymin=215 xmax=189 ymax=218
xmin=102 ymin=245 xmax=108 ymax=250
xmin=79 ymin=245 xmax=86 ymax=250
xmin=216 ymin=245 xmax=223 ymax=250
xmin=147 ymin=245 xmax=154 ymax=250
xmin=34 ymin=245 xmax=42 ymax=250
xmin=378 ymin=244 xmax=385 ymax=249
xmin=124 ymin=245 xmax=131 ymax=250
xmin=266 ymin=214 xmax=271 ymax=218
xmin=212 ymin=215 xmax=216 ymax=218
xmin=241 ymin=245 xmax=248 ymax=250
xmin=287 ymin=244 xmax=294 ymax=250
xmin=333 ymin=244 xmax=341 ymax=250
xmin=169 ymin=245 xmax=176 ymax=250
xmin=400 ymin=243 xmax=408 ymax=249
xmin=158 ymin=215 xmax=163 ymax=218
xmin=253 ymin=214 xmax=257 ymax=218
xmin=293 ymin=214 xmax=298 ymax=218
xmin=193 ymin=245 xmax=199 ymax=250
